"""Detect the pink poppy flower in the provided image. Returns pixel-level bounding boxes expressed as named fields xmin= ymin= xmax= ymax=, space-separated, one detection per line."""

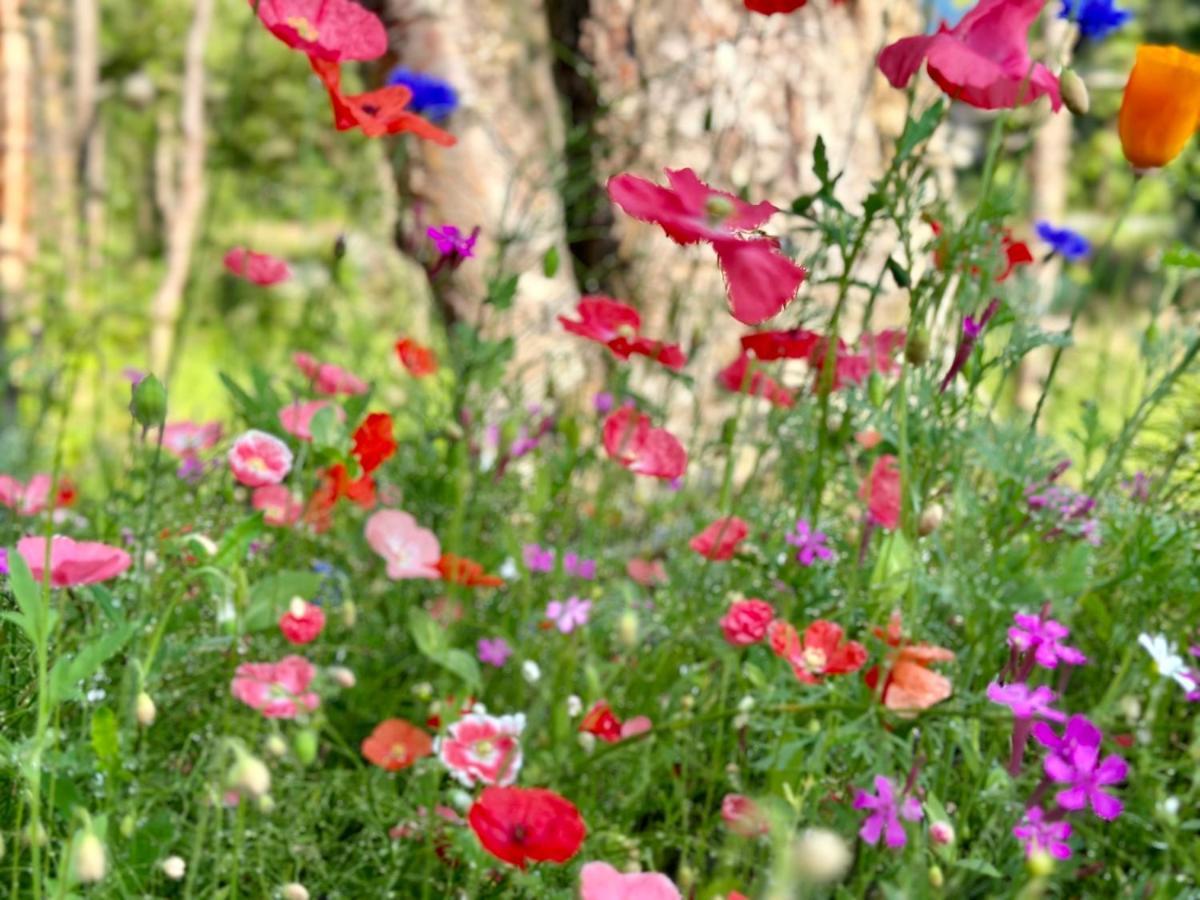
xmin=278 ymin=400 xmax=344 ymax=442
xmin=720 ymin=598 xmax=775 ymax=646
xmin=223 ymin=247 xmax=292 ymax=286
xmin=10 ymin=535 xmax=131 ymax=588
xmin=607 ymin=168 xmax=805 ymax=325
xmin=626 ymin=557 xmax=667 ymax=586
xmin=227 ymin=430 xmax=293 ymax=487
xmin=601 ymin=407 xmax=687 ymax=481
xmin=279 ymin=598 xmax=326 ymax=645
xmin=0 ymin=474 xmax=71 ymax=517
xmin=559 ymin=295 xmax=687 ymax=370
xmin=248 ymin=0 xmax=387 ymax=62
xmin=690 ymin=516 xmax=749 ymax=561
xmin=292 ymin=352 xmax=368 ymax=396
xmin=722 ymin=794 xmax=769 ymax=838
xmin=435 ymin=712 xmax=525 ymax=787
xmin=364 ymin=509 xmax=441 ymax=579
xmin=230 ymin=655 xmax=320 ymax=719
xmin=717 ymin=353 xmax=794 ymax=407
xmin=580 ymin=861 xmax=681 ymax=900
xmin=251 ymin=485 xmax=303 ymax=527
xmin=161 ymin=421 xmax=222 ymax=457
xmin=877 ymin=0 xmax=1062 ymax=112
xmin=859 ymin=455 xmax=901 ymax=530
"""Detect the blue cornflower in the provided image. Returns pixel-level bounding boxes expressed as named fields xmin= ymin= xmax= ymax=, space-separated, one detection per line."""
xmin=1059 ymin=0 xmax=1132 ymax=41
xmin=1035 ymin=221 xmax=1092 ymax=262
xmin=385 ymin=67 xmax=459 ymax=121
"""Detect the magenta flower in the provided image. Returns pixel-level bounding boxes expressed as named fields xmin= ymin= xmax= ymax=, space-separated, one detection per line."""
xmin=853 ymin=775 xmax=923 ymax=848
xmin=1034 ymin=715 xmax=1128 ymax=820
xmin=563 ymin=552 xmax=596 ymax=580
xmin=427 ymin=224 xmax=478 ymax=258
xmin=1013 ymin=806 xmax=1072 ymax=860
xmin=593 ymin=391 xmax=615 ymax=414
xmin=1008 ymin=612 xmax=1087 ymax=669
xmin=523 ymin=544 xmax=555 ymax=573
xmin=785 ymin=518 xmax=833 ymax=566
xmin=546 ymin=597 xmax=592 ymax=634
xmin=986 ymin=682 xmax=1066 ymax=721
xmin=477 ymin=637 xmax=513 ymax=668
xmin=939 ymin=298 xmax=999 ymax=392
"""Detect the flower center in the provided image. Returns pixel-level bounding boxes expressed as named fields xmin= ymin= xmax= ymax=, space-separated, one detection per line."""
xmin=511 ymin=824 xmax=527 ymax=844
xmin=473 ymin=738 xmax=495 ymax=761
xmin=285 ymin=15 xmax=319 ymax=41
xmin=802 ymin=647 xmax=828 ymax=674
xmin=705 ymin=194 xmax=735 ymax=225
xmin=388 ymin=740 xmax=408 ymax=762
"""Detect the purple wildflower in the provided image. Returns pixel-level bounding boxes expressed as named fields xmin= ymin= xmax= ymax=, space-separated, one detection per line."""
xmin=1034 ymin=715 xmax=1127 ymax=820
xmin=0 ymin=548 xmax=7 ymax=575
xmin=477 ymin=637 xmax=513 ymax=668
xmin=986 ymin=682 xmax=1066 ymax=721
xmin=523 ymin=544 xmax=555 ymax=573
xmin=1009 ymin=612 xmax=1088 ymax=669
xmin=852 ymin=775 xmax=923 ymax=849
xmin=1025 ymin=482 xmax=1101 ymax=546
xmin=546 ymin=596 xmax=592 ymax=634
xmin=1122 ymin=471 xmax=1150 ymax=502
xmin=426 ymin=224 xmax=478 ymax=259
xmin=1013 ymin=806 xmax=1072 ymax=860
xmin=563 ymin=552 xmax=597 ymax=580
xmin=593 ymin=391 xmax=615 ymax=414
xmin=785 ymin=518 xmax=834 ymax=566
xmin=939 ymin=298 xmax=999 ymax=392
xmin=177 ymin=454 xmax=206 ymax=482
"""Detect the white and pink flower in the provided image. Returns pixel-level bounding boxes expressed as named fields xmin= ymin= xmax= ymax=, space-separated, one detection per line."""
xmin=228 ymin=429 xmax=293 ymax=487
xmin=434 ymin=712 xmax=525 ymax=787
xmin=364 ymin=509 xmax=441 ymax=579
xmin=230 ymin=655 xmax=320 ymax=719
xmin=278 ymin=400 xmax=343 ymax=442
xmin=161 ymin=421 xmax=222 ymax=457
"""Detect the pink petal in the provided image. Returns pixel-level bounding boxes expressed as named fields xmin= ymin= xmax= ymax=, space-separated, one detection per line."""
xmin=713 ymin=239 xmax=805 ymax=325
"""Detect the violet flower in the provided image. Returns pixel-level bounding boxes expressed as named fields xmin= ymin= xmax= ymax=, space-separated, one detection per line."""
xmin=426 ymin=224 xmax=478 ymax=269
xmin=523 ymin=544 xmax=555 ymax=573
xmin=1013 ymin=806 xmax=1072 ymax=860
xmin=1034 ymin=715 xmax=1127 ymax=820
xmin=546 ymin=597 xmax=592 ymax=634
xmin=477 ymin=637 xmax=512 ymax=668
xmin=986 ymin=682 xmax=1066 ymax=722
xmin=785 ymin=519 xmax=834 ymax=566
xmin=939 ymin=298 xmax=1000 ymax=392
xmin=1009 ymin=612 xmax=1088 ymax=670
xmin=853 ymin=775 xmax=923 ymax=849
xmin=563 ymin=552 xmax=596 ymax=580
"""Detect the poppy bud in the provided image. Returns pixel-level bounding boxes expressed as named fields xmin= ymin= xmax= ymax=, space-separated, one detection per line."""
xmin=227 ymin=751 xmax=271 ymax=798
xmin=341 ymin=600 xmax=357 ymax=628
xmin=930 ymin=820 xmax=955 ymax=845
xmin=886 ymin=256 xmax=910 ymax=288
xmin=293 ymin=728 xmax=318 ymax=766
xmin=119 ymin=814 xmax=136 ymax=838
xmin=258 ymin=794 xmax=275 ymax=814
xmin=1118 ymin=45 xmax=1200 ymax=170
xmin=928 ymin=864 xmax=944 ymax=888
xmin=281 ymin=883 xmax=310 ymax=900
xmin=792 ymin=827 xmax=851 ymax=884
xmin=130 ymin=373 xmax=168 ymax=429
xmin=617 ymin=610 xmax=639 ymax=648
xmin=905 ymin=328 xmax=930 ymax=366
xmin=265 ymin=735 xmax=288 ymax=758
xmin=136 ymin=691 xmax=157 ymax=727
xmin=329 ymin=666 xmax=356 ymax=688
xmin=918 ymin=503 xmax=944 ymax=536
xmin=867 ymin=372 xmax=887 ymax=407
xmin=72 ymin=829 xmax=107 ymax=884
xmin=24 ymin=823 xmax=47 ymax=847
xmin=161 ymin=855 xmax=186 ymax=880
xmin=1027 ymin=849 xmax=1054 ymax=878
xmin=1060 ymin=68 xmax=1089 ymax=116
xmin=522 ymin=660 xmax=542 ymax=684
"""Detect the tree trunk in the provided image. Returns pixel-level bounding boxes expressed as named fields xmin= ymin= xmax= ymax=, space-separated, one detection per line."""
xmin=0 ymin=0 xmax=31 ymax=425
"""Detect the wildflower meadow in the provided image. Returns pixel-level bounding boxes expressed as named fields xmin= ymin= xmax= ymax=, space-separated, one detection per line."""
xmin=1 ymin=0 xmax=1199 ymax=897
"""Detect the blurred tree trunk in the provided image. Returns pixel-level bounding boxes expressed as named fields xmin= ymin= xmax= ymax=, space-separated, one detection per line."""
xmin=0 ymin=0 xmax=30 ymax=426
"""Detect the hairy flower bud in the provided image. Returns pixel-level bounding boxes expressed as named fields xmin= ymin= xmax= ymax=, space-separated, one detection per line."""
xmin=281 ymin=883 xmax=310 ymax=900
xmin=1027 ymin=849 xmax=1055 ymax=878
xmin=928 ymin=864 xmax=945 ymax=888
xmin=72 ymin=830 xmax=107 ymax=884
xmin=136 ymin=691 xmax=157 ymax=727
xmin=918 ymin=503 xmax=944 ymax=537
xmin=1060 ymin=68 xmax=1090 ymax=116
xmin=329 ymin=666 xmax=356 ymax=688
xmin=227 ymin=752 xmax=271 ymax=798
xmin=930 ymin=820 xmax=955 ymax=846
xmin=161 ymin=855 xmax=186 ymax=880
xmin=792 ymin=827 xmax=852 ymax=884
xmin=905 ymin=327 xmax=930 ymax=366
xmin=341 ymin=600 xmax=357 ymax=628
xmin=130 ymin=373 xmax=168 ymax=429
xmin=617 ymin=610 xmax=639 ymax=648
xmin=293 ymin=729 xmax=318 ymax=766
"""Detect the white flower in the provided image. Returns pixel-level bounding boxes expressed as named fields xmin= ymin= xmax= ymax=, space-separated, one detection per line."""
xmin=498 ymin=557 xmax=519 ymax=581
xmin=521 ymin=660 xmax=541 ymax=684
xmin=161 ymin=856 xmax=186 ymax=880
xmin=1138 ymin=633 xmax=1197 ymax=692
xmin=567 ymin=694 xmax=583 ymax=717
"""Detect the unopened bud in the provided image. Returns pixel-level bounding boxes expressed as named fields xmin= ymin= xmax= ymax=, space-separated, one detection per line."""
xmin=792 ymin=827 xmax=852 ymax=885
xmin=1027 ymin=848 xmax=1055 ymax=878
xmin=72 ymin=830 xmax=107 ymax=884
xmin=341 ymin=601 xmax=357 ymax=628
xmin=258 ymin=794 xmax=276 ymax=814
xmin=617 ymin=610 xmax=639 ymax=648
xmin=227 ymin=752 xmax=271 ymax=798
xmin=281 ymin=883 xmax=310 ymax=900
xmin=24 ymin=822 xmax=47 ymax=847
xmin=1060 ymin=68 xmax=1090 ymax=116
xmin=867 ymin=371 xmax=887 ymax=407
xmin=567 ymin=694 xmax=583 ymax=717
xmin=293 ymin=729 xmax=318 ymax=766
xmin=136 ymin=691 xmax=157 ymax=726
xmin=161 ymin=855 xmax=186 ymax=880
xmin=918 ymin=503 xmax=944 ymax=537
xmin=905 ymin=327 xmax=930 ymax=366
xmin=412 ymin=681 xmax=433 ymax=701
xmin=930 ymin=820 xmax=955 ymax=846
xmin=265 ymin=735 xmax=288 ymax=757
xmin=119 ymin=814 xmax=136 ymax=839
xmin=929 ymin=864 xmax=945 ymax=888
xmin=130 ymin=373 xmax=168 ymax=429
xmin=289 ymin=596 xmax=307 ymax=618
xmin=677 ymin=865 xmax=697 ymax=891
xmin=329 ymin=666 xmax=356 ymax=688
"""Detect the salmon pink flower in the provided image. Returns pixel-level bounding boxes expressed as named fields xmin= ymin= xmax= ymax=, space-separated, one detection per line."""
xmin=279 ymin=598 xmax=326 ymax=645
xmin=859 ymin=455 xmax=901 ymax=531
xmin=468 ymin=786 xmax=586 ymax=869
xmin=223 ymin=247 xmax=291 ymax=286
xmin=717 ymin=353 xmax=794 ymax=407
xmin=361 ymin=718 xmax=433 ymax=771
xmin=580 ymin=861 xmax=680 ymax=899
xmin=602 ymin=407 xmax=687 ymax=480
xmin=292 ymin=351 xmax=367 ymax=396
xmin=720 ymin=598 xmax=775 ymax=646
xmin=865 ymin=613 xmax=955 ymax=712
xmin=690 ymin=516 xmax=749 ymax=561
xmin=252 ymin=485 xmax=303 ymax=526
xmin=352 ymin=412 xmax=396 ymax=474
xmin=626 ymin=557 xmax=667 ymax=586
xmin=249 ymin=0 xmax=387 ymax=61
xmin=309 ymin=57 xmax=456 ymax=145
xmin=853 ymin=774 xmax=923 ymax=848
xmin=607 ymin=168 xmax=805 ymax=325
xmin=722 ymin=794 xmax=769 ymax=838
xmin=228 ymin=430 xmax=293 ymax=487
xmin=10 ymin=536 xmax=131 ymax=588
xmin=878 ymin=0 xmax=1063 ymax=111
xmin=559 ymin=296 xmax=687 ymax=370
xmin=1013 ymin=806 xmax=1072 ymax=859
xmin=436 ymin=712 xmax=526 ymax=787
xmin=395 ymin=337 xmax=438 ymax=376
xmin=161 ymin=421 xmax=221 ymax=457
xmin=0 ymin=475 xmax=75 ymax=517
xmin=230 ymin=655 xmax=320 ymax=719
xmin=771 ymin=620 xmax=868 ymax=684
xmin=278 ymin=400 xmax=343 ymax=442
xmin=365 ymin=510 xmax=440 ymax=579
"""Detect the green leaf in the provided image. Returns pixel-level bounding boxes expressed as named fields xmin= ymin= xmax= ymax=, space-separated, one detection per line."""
xmin=308 ymin=404 xmax=345 ymax=449
xmin=1164 ymin=244 xmax=1200 ymax=269
xmin=486 ymin=274 xmax=519 ymax=311
xmin=789 ymin=193 xmax=815 ymax=216
xmin=48 ymin=621 xmax=138 ymax=706
xmin=870 ymin=531 xmax=915 ymax=605
xmin=408 ymin=607 xmax=448 ymax=660
xmin=813 ymin=135 xmax=830 ymax=186
xmin=542 ymin=246 xmax=560 ymax=279
xmin=214 ymin=514 xmax=266 ymax=568
xmin=953 ymin=858 xmax=1002 ymax=879
xmin=440 ymin=649 xmax=482 ymax=691
xmin=897 ymin=99 xmax=945 ymax=161
xmin=90 ymin=706 xmax=120 ymax=769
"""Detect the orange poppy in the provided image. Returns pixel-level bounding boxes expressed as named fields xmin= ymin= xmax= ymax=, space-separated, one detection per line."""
xmin=395 ymin=338 xmax=438 ymax=377
xmin=436 ymin=553 xmax=504 ymax=588
xmin=1118 ymin=45 xmax=1200 ymax=170
xmin=361 ymin=718 xmax=432 ymax=771
xmin=865 ymin=612 xmax=955 ymax=713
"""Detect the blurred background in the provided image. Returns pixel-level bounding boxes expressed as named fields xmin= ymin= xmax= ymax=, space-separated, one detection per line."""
xmin=0 ymin=0 xmax=1196 ymax=471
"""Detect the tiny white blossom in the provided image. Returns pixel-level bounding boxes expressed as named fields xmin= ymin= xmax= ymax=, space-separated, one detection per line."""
xmin=521 ymin=660 xmax=541 ymax=684
xmin=498 ymin=557 xmax=519 ymax=581
xmin=567 ymin=694 xmax=583 ymax=717
xmin=1138 ymin=633 xmax=1197 ymax=692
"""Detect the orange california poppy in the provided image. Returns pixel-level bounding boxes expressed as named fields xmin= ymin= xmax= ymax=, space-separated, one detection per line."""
xmin=361 ymin=718 xmax=432 ymax=771
xmin=1118 ymin=45 xmax=1200 ymax=170
xmin=436 ymin=553 xmax=504 ymax=588
xmin=865 ymin=611 xmax=955 ymax=713
xmin=395 ymin=338 xmax=439 ymax=377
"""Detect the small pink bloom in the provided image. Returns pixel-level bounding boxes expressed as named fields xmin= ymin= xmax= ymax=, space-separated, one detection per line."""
xmin=228 ymin=430 xmax=293 ymax=487
xmin=251 ymin=485 xmax=303 ymax=526
xmin=626 ymin=558 xmax=667 ymax=586
xmin=690 ymin=516 xmax=749 ymax=561
xmin=279 ymin=599 xmax=326 ymax=645
xmin=12 ymin=535 xmax=131 ymax=588
xmin=721 ymin=794 xmax=769 ymax=838
xmin=602 ymin=407 xmax=687 ymax=480
xmin=161 ymin=421 xmax=222 ymax=457
xmin=230 ymin=655 xmax=320 ymax=719
xmin=720 ymin=598 xmax=775 ymax=646
xmin=364 ymin=509 xmax=441 ymax=579
xmin=434 ymin=712 xmax=525 ymax=787
xmin=0 ymin=475 xmax=50 ymax=516
xmin=293 ymin=352 xmax=368 ymax=396
xmin=278 ymin=400 xmax=344 ymax=441
xmin=619 ymin=716 xmax=653 ymax=740
xmin=860 ymin=455 xmax=901 ymax=530
xmin=223 ymin=247 xmax=291 ymax=286
xmin=580 ymin=861 xmax=681 ymax=900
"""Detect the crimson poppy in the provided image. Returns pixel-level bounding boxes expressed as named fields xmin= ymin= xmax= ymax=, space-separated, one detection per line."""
xmin=352 ymin=412 xmax=397 ymax=474
xmin=559 ymin=296 xmax=687 ymax=371
xmin=717 ymin=353 xmax=794 ymax=407
xmin=309 ymin=57 xmax=456 ymax=146
xmin=740 ymin=328 xmax=822 ymax=361
xmin=395 ymin=337 xmax=438 ymax=376
xmin=601 ymin=408 xmax=687 ymax=481
xmin=436 ymin=554 xmax=504 ymax=588
xmin=928 ymin=218 xmax=1032 ymax=283
xmin=579 ymin=701 xmax=622 ymax=743
xmin=362 ymin=718 xmax=433 ymax=771
xmin=250 ymin=0 xmax=388 ymax=61
xmin=467 ymin=786 xmax=586 ymax=869
xmin=223 ymin=247 xmax=291 ymax=286
xmin=689 ymin=516 xmax=749 ymax=561
xmin=305 ymin=463 xmax=376 ymax=531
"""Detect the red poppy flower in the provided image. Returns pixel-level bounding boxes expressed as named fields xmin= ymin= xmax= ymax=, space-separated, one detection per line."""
xmin=467 ymin=786 xmax=586 ymax=869
xmin=689 ymin=516 xmax=749 ymax=561
xmin=352 ymin=412 xmax=397 ymax=474
xmin=579 ymin=700 xmax=623 ymax=743
xmin=223 ymin=247 xmax=291 ymax=286
xmin=559 ymin=295 xmax=687 ymax=371
xmin=436 ymin=554 xmax=504 ymax=588
xmin=928 ymin=218 xmax=1032 ymax=283
xmin=395 ymin=337 xmax=438 ymax=376
xmin=309 ymin=57 xmax=456 ymax=146
xmin=859 ymin=455 xmax=901 ymax=531
xmin=361 ymin=718 xmax=433 ymax=771
xmin=742 ymin=328 xmax=903 ymax=393
xmin=250 ymin=0 xmax=387 ymax=61
xmin=864 ymin=612 xmax=955 ymax=712
xmin=769 ymin=619 xmax=868 ymax=684
xmin=717 ymin=353 xmax=794 ymax=407
xmin=740 ymin=328 xmax=822 ymax=361
xmin=607 ymin=168 xmax=805 ymax=325
xmin=744 ymin=0 xmax=809 ymax=11
xmin=601 ymin=407 xmax=687 ymax=481
xmin=305 ymin=462 xmax=376 ymax=530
